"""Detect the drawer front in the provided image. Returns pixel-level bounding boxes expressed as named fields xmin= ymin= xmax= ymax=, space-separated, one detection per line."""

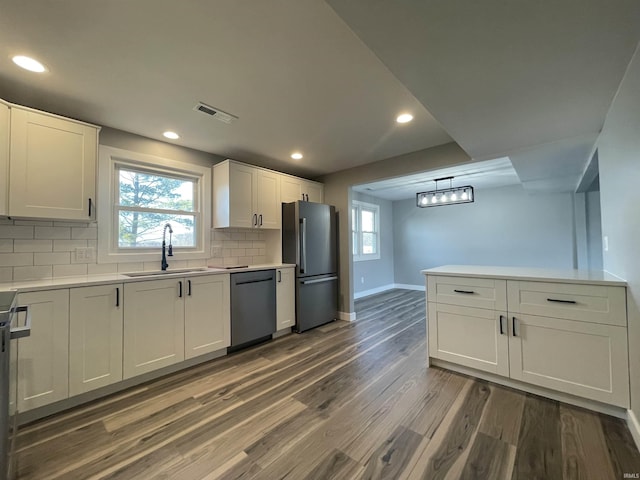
xmin=507 ymin=281 xmax=626 ymax=326
xmin=428 ymin=302 xmax=509 ymax=377
xmin=427 ymin=275 xmax=507 ymax=311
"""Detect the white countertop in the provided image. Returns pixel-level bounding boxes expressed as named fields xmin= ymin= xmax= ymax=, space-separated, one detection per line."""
xmin=421 ymin=265 xmax=627 ymax=286
xmin=0 ymin=263 xmax=297 ymax=292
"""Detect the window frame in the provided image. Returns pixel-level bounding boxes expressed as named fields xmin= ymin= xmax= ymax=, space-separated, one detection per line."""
xmin=352 ymin=200 xmax=381 ymax=262
xmin=97 ymin=146 xmax=211 ymax=264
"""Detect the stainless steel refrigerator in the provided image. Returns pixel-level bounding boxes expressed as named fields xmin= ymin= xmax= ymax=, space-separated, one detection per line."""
xmin=282 ymin=201 xmax=338 ymax=332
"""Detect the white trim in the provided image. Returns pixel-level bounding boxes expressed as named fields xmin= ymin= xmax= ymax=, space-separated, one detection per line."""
xmin=393 ymin=283 xmax=426 ymax=291
xmin=338 ymin=311 xmax=357 ymax=321
xmin=354 ymin=284 xmax=396 ymax=299
xmin=97 ymin=146 xmax=211 ymax=264
xmin=628 ymin=409 xmax=640 ymax=452
xmin=352 ymin=200 xmax=381 ymax=262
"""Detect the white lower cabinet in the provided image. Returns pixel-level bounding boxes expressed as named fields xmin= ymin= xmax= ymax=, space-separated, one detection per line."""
xmin=426 ymin=273 xmax=630 ymax=408
xmin=508 ymin=313 xmax=629 ymax=407
xmin=428 ymin=303 xmax=509 ymax=377
xmin=276 ymin=268 xmax=295 ymax=330
xmin=184 ymin=275 xmax=230 ymax=359
xmin=69 ymin=284 xmax=123 ymax=396
xmin=16 ymin=289 xmax=69 ymax=412
xmin=123 ymin=279 xmax=185 ymax=379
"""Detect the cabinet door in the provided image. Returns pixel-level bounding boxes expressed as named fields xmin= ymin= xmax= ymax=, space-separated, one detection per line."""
xmin=69 ymin=284 xmax=123 ymax=396
xmin=228 ymin=162 xmax=255 ymax=228
xmin=303 ymin=181 xmax=323 ymax=203
xmin=9 ymin=107 xmax=97 ymax=220
xmin=255 ymin=169 xmax=280 ymax=228
xmin=185 ymin=275 xmax=230 ymax=359
xmin=280 ymin=176 xmax=303 ymax=204
xmin=276 ymin=268 xmax=295 ymax=330
xmin=17 ymin=289 xmax=69 ymax=412
xmin=508 ymin=314 xmax=630 ymax=407
xmin=428 ymin=302 xmax=509 ymax=376
xmin=123 ymin=279 xmax=185 ymax=379
xmin=0 ymin=101 xmax=9 ymax=216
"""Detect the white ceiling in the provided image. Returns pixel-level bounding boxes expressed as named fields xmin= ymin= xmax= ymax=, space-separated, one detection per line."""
xmin=352 ymin=157 xmax=520 ymax=201
xmin=1 ymin=1 xmax=638 ymax=188
xmin=0 ymin=0 xmax=451 ymax=178
xmin=327 ymin=0 xmax=640 ymax=191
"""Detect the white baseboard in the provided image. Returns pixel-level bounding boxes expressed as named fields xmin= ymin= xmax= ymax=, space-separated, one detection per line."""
xmin=628 ymin=408 xmax=640 ymax=452
xmin=393 ymin=283 xmax=426 ymax=291
xmin=353 ymin=284 xmax=396 ymax=299
xmin=337 ymin=311 xmax=357 ymax=321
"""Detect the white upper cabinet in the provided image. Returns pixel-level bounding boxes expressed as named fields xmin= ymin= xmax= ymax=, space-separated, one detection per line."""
xmin=280 ymin=175 xmax=324 ymax=204
xmin=0 ymin=100 xmax=9 ymax=216
xmin=9 ymin=105 xmax=99 ymax=220
xmin=213 ymin=160 xmax=280 ymax=229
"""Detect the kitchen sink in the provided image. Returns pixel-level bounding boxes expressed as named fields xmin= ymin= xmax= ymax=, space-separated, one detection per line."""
xmin=123 ymin=268 xmax=209 ymax=277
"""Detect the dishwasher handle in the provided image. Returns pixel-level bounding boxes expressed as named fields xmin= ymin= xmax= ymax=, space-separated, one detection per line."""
xmin=235 ymin=277 xmax=274 ymax=286
xmin=10 ymin=305 xmax=31 ymax=339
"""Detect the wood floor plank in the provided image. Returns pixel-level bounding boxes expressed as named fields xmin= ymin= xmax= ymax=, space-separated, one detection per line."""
xmin=477 ymin=384 xmax=525 ymax=446
xmin=306 ymin=449 xmax=362 ymax=480
xmin=357 ymin=425 xmax=423 ymax=479
xmin=460 ymin=432 xmax=515 ymax=480
xmin=560 ymin=405 xmax=616 ymax=480
xmin=600 ymin=413 xmax=640 ymax=478
xmin=511 ymin=394 xmax=563 ymax=480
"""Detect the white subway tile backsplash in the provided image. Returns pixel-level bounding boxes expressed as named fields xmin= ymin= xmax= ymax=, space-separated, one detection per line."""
xmin=53 ymin=239 xmax=87 ymax=252
xmin=34 ymin=226 xmax=71 ymax=240
xmin=245 ymin=248 xmax=260 ymax=256
xmin=222 ymin=241 xmax=238 ymax=249
xmin=0 ymin=226 xmax=34 ymax=239
xmin=213 ymin=231 xmax=233 ymax=241
xmin=238 ymin=241 xmax=253 ymax=248
xmin=13 ymin=266 xmax=52 ymax=281
xmin=252 ymin=241 xmax=266 ymax=249
xmin=187 ymin=259 xmax=206 ymax=267
xmin=72 ymin=227 xmax=98 ymax=240
xmin=231 ymin=248 xmax=246 ymax=257
xmin=0 ymin=239 xmax=12 ymax=253
xmin=87 ymin=263 xmax=118 ymax=275
xmin=14 ymin=220 xmax=53 ymax=226
xmin=231 ymin=233 xmax=246 ymax=240
xmin=0 ymin=253 xmax=33 ymax=267
xmin=237 ymin=256 xmax=254 ymax=265
xmin=54 ymin=221 xmax=91 ymax=227
xmin=53 ymin=264 xmax=88 ymax=277
xmin=245 ymin=232 xmax=261 ymax=241
xmin=14 ymin=239 xmax=52 ymax=253
xmin=252 ymin=256 xmax=267 ymax=264
xmin=117 ymin=262 xmax=145 ymax=273
xmin=0 ymin=267 xmax=12 ymax=282
xmin=223 ymin=256 xmax=239 ymax=266
xmin=34 ymin=252 xmax=71 ymax=265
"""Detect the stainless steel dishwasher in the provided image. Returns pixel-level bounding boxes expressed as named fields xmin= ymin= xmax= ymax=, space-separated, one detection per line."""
xmin=230 ymin=269 xmax=276 ymax=351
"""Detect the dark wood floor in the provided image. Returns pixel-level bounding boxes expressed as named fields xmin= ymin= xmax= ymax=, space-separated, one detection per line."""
xmin=14 ymin=289 xmax=640 ymax=479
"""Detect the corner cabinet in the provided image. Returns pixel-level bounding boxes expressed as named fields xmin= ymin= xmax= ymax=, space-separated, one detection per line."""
xmin=213 ymin=160 xmax=280 ymax=229
xmin=276 ymin=267 xmax=295 ymax=330
xmin=280 ymin=175 xmax=323 ymax=203
xmin=9 ymin=105 xmax=99 ymax=220
xmin=426 ymin=272 xmax=630 ymax=408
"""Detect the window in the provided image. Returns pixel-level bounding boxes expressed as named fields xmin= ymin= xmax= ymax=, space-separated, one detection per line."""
xmin=98 ymin=146 xmax=211 ymax=264
xmin=352 ymin=200 xmax=380 ymax=261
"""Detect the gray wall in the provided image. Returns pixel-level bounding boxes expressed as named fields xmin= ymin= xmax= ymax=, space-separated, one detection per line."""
xmin=321 ymin=142 xmax=472 ymax=314
xmin=597 ymin=43 xmax=640 ymax=417
xmin=392 ymin=184 xmax=575 ymax=286
xmin=352 ymin=191 xmax=394 ymax=294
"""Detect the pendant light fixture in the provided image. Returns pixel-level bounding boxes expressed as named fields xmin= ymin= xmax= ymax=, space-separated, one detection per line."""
xmin=416 ymin=176 xmax=474 ymax=208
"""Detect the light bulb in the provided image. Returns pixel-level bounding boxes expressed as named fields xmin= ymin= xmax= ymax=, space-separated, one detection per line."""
xmin=461 ymin=191 xmax=468 ymax=200
xmin=420 ymin=196 xmax=428 ymax=205
xmin=451 ymin=193 xmax=457 ymax=201
xmin=431 ymin=196 xmax=437 ymax=204
xmin=440 ymin=194 xmax=448 ymax=202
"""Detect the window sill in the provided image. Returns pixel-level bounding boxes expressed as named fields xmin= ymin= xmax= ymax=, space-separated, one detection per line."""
xmin=353 ymin=254 xmax=381 ymax=262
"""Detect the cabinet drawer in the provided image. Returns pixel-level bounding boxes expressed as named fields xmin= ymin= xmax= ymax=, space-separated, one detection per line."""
xmin=507 ymin=281 xmax=626 ymax=326
xmin=428 ymin=302 xmax=509 ymax=376
xmin=427 ymin=275 xmax=506 ymax=311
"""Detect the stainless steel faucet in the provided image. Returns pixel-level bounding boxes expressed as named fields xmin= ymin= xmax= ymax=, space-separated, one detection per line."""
xmin=161 ymin=223 xmax=173 ymax=271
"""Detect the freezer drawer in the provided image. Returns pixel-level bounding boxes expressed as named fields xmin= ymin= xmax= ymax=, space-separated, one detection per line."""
xmin=295 ymin=275 xmax=338 ymax=333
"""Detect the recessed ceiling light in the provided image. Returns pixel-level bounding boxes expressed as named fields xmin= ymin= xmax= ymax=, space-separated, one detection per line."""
xmin=396 ymin=113 xmax=414 ymax=124
xmin=163 ymin=131 xmax=180 ymax=140
xmin=291 ymin=152 xmax=303 ymax=160
xmin=12 ymin=55 xmax=46 ymax=73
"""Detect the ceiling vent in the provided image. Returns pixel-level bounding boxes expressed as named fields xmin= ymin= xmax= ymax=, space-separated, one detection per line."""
xmin=193 ymin=102 xmax=238 ymax=124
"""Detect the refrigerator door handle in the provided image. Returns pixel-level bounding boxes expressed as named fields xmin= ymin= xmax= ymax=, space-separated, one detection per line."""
xmin=300 ymin=217 xmax=307 ymax=274
xmin=300 ymin=276 xmax=338 ymax=285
